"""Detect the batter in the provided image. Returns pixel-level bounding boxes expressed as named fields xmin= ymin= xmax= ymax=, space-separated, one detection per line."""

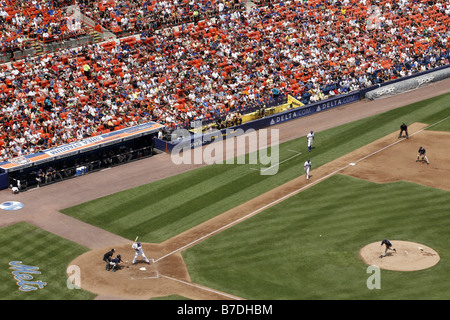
xmin=132 ymin=242 xmax=151 ymax=264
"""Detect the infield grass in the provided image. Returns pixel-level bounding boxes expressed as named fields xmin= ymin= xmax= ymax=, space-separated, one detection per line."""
xmin=60 ymin=91 xmax=450 ymax=299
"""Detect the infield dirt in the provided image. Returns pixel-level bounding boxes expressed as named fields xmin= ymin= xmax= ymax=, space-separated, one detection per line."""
xmin=359 ymin=241 xmax=440 ymax=272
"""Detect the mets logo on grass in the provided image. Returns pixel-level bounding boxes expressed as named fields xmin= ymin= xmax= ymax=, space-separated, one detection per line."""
xmin=9 ymin=261 xmax=47 ymax=292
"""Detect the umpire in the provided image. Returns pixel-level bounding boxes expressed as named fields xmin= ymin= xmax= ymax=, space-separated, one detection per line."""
xmin=398 ymin=123 xmax=409 ymax=139
xmin=103 ymin=248 xmax=115 ymax=271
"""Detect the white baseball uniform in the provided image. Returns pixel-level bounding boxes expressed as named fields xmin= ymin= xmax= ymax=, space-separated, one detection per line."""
xmin=307 ymin=131 xmax=314 ymax=151
xmin=132 ymin=242 xmax=150 ymax=264
xmin=304 ymin=160 xmax=311 ymax=180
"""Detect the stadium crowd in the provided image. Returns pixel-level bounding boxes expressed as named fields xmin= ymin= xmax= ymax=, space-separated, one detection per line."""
xmin=1 ymin=0 xmax=450 ymax=162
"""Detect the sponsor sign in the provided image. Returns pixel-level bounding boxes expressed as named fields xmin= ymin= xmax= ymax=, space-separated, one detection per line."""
xmin=366 ymin=66 xmax=450 ymax=100
xmin=269 ymin=92 xmax=360 ymax=126
xmin=157 ymin=91 xmax=361 ymax=153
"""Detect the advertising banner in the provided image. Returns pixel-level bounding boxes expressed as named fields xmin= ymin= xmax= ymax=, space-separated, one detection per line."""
xmin=366 ymin=67 xmax=450 ymax=100
xmin=156 ymin=91 xmax=361 ymax=152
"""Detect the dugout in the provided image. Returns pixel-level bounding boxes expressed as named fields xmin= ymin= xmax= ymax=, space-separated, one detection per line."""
xmin=0 ymin=121 xmax=165 ymax=192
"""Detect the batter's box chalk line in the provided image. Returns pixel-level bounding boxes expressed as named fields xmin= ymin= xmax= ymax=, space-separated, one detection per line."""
xmin=130 ymin=270 xmax=160 ymax=280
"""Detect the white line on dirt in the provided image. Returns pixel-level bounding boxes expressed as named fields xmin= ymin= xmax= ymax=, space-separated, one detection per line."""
xmin=161 ymin=275 xmax=242 ymax=300
xmin=355 ymin=115 xmax=450 ymax=163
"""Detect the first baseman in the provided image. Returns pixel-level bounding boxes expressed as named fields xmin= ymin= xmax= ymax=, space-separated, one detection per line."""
xmin=380 ymin=239 xmax=396 ymax=258
xmin=132 ymin=241 xmax=151 ymax=264
xmin=304 ymin=158 xmax=311 ymax=180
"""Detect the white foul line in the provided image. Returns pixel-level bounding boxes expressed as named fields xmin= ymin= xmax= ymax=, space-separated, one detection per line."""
xmin=161 ymin=275 xmax=242 ymax=300
xmin=156 ymin=116 xmax=450 ymax=263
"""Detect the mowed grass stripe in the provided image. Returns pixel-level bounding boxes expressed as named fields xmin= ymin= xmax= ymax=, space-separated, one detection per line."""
xmin=63 ymin=164 xmax=236 ymax=222
xmin=122 ymin=170 xmax=256 ymax=237
xmin=109 ymin=164 xmax=250 ymax=223
xmin=63 ymin=164 xmax=244 ymax=221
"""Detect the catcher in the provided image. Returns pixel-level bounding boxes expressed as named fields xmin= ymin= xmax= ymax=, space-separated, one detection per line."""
xmin=416 ymin=146 xmax=429 ymax=164
xmin=109 ymin=254 xmax=124 ymax=272
xmin=132 ymin=241 xmax=151 ymax=264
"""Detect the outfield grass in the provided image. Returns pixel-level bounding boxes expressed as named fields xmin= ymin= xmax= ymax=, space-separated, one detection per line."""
xmin=0 ymin=222 xmax=95 ymax=300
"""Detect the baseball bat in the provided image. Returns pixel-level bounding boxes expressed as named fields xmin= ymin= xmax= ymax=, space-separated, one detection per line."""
xmin=134 ymin=236 xmax=139 ymax=243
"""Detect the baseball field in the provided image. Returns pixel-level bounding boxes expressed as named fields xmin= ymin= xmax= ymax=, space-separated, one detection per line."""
xmin=1 ymin=87 xmax=450 ymax=301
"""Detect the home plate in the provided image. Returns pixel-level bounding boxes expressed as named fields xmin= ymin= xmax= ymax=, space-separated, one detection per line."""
xmin=139 ymin=267 xmax=146 ymax=271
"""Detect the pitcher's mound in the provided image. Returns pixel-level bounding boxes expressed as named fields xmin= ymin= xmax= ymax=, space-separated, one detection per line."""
xmin=360 ymin=240 xmax=440 ymax=271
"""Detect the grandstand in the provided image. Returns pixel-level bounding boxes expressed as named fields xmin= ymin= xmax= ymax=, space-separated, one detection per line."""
xmin=0 ymin=0 xmax=449 ymax=190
